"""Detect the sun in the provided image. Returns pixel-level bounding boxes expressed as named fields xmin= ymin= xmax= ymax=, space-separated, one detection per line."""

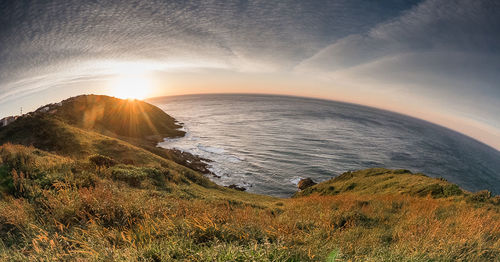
xmin=110 ymin=75 xmax=151 ymax=100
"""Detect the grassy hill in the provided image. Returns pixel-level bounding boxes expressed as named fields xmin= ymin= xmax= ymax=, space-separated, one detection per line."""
xmin=0 ymin=95 xmax=210 ymax=174
xmin=44 ymin=95 xmax=184 ymax=141
xmin=295 ymin=168 xmax=474 ymax=199
xmin=0 ymin=95 xmax=498 ymax=261
xmin=0 ymin=95 xmax=183 ymax=153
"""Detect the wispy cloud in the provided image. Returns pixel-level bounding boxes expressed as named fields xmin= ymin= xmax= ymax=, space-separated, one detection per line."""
xmin=0 ymin=0 xmax=499 ymax=148
xmin=296 ymin=0 xmax=500 ymax=72
xmin=0 ymin=0 xmax=417 ymax=100
xmin=293 ymin=0 xmax=500 ymax=148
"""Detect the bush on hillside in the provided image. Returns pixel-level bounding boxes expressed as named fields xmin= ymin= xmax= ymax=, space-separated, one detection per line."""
xmin=415 ymin=183 xmax=463 ymax=198
xmin=89 ymin=154 xmax=116 ymax=168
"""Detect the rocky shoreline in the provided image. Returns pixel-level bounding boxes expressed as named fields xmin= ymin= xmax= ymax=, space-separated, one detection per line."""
xmin=164 ymin=148 xmax=219 ymax=178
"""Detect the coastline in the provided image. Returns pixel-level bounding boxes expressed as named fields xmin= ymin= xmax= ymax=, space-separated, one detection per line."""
xmin=148 ymin=94 xmax=500 ymax=196
xmin=0 ymin=94 xmax=498 ymax=261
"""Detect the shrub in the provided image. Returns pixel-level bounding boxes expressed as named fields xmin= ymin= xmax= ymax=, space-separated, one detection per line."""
xmin=393 ymin=169 xmax=412 ymax=174
xmin=110 ymin=166 xmax=147 ymax=187
xmin=345 ymin=183 xmax=357 ymax=191
xmin=0 ymin=165 xmax=14 ymax=193
xmin=182 ymin=170 xmax=213 ymax=187
xmin=467 ymin=190 xmax=492 ymax=203
xmin=89 ymin=154 xmax=116 ymax=168
xmin=0 ymin=199 xmax=33 ymax=247
xmin=442 ymin=184 xmax=463 ymax=197
xmin=108 ymin=165 xmax=180 ymax=188
xmin=331 ymin=211 xmax=377 ymax=230
xmin=416 ymin=183 xmax=463 ymax=198
xmin=0 ymin=145 xmax=34 ymax=175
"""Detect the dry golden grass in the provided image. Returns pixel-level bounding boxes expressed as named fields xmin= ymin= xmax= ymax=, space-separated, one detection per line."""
xmin=0 ymin=96 xmax=498 ymax=261
xmin=2 ymin=162 xmax=498 ymax=261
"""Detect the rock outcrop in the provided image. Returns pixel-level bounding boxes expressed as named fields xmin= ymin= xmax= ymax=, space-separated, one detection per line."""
xmin=227 ymin=184 xmax=246 ymax=191
xmin=297 ymin=178 xmax=316 ymax=190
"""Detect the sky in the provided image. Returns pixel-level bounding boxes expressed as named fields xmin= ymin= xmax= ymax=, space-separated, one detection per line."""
xmin=0 ymin=0 xmax=499 ymax=150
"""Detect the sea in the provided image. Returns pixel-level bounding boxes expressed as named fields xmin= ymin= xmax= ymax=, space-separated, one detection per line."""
xmin=149 ymin=94 xmax=500 ymax=198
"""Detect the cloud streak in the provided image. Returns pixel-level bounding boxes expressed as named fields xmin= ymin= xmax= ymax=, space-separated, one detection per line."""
xmin=296 ymin=0 xmax=500 ymax=72
xmin=0 ymin=0 xmax=417 ymax=88
xmin=294 ymin=0 xmax=500 ymax=148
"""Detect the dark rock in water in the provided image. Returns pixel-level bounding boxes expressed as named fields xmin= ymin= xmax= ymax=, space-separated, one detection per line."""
xmin=298 ymin=178 xmax=316 ymax=190
xmin=165 ymin=148 xmax=214 ymax=174
xmin=227 ymin=184 xmax=246 ymax=191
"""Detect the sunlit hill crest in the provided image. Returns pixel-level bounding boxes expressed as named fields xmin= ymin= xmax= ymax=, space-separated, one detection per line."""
xmin=0 ymin=95 xmax=185 ymax=159
xmin=50 ymin=95 xmax=183 ymax=140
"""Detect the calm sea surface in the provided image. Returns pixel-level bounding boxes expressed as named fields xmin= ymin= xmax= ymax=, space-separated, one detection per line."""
xmin=149 ymin=94 xmax=500 ymax=197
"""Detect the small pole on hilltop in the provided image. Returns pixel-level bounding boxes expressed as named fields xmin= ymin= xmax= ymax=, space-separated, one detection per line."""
xmin=20 ymin=107 xmax=22 ymax=115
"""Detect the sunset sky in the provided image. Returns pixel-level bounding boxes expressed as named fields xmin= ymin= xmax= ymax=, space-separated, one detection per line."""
xmin=0 ymin=0 xmax=499 ymax=149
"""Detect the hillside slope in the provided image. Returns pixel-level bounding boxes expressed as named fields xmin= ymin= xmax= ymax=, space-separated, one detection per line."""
xmin=0 ymin=95 xmax=183 ymax=151
xmin=45 ymin=95 xmax=184 ymax=141
xmin=295 ymin=168 xmax=478 ymax=199
xmin=0 ymin=95 xmax=498 ymax=261
xmin=0 ymin=95 xmax=211 ymax=173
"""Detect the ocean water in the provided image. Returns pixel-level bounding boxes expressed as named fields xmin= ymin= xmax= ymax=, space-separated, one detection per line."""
xmin=150 ymin=94 xmax=500 ymax=198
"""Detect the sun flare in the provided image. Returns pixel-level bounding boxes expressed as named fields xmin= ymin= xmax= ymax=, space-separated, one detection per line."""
xmin=110 ymin=75 xmax=151 ymax=100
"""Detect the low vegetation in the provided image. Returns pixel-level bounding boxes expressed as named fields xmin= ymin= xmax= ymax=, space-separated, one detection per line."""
xmin=0 ymin=95 xmax=498 ymax=261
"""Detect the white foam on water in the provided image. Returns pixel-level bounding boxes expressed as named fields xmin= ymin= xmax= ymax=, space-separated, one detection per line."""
xmin=197 ymin=145 xmax=225 ymax=154
xmin=290 ymin=177 xmax=303 ymax=185
xmin=226 ymin=155 xmax=243 ymax=163
xmin=152 ymin=94 xmax=500 ymax=197
xmin=159 ymin=131 xmax=246 ymax=181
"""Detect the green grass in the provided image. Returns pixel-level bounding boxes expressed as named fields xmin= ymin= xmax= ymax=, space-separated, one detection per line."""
xmin=294 ymin=168 xmax=493 ymax=200
xmin=0 ymin=95 xmax=210 ymax=174
xmin=0 ymin=95 xmax=498 ymax=261
xmin=50 ymin=95 xmax=185 ymax=140
xmin=0 ymin=146 xmax=498 ymax=261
